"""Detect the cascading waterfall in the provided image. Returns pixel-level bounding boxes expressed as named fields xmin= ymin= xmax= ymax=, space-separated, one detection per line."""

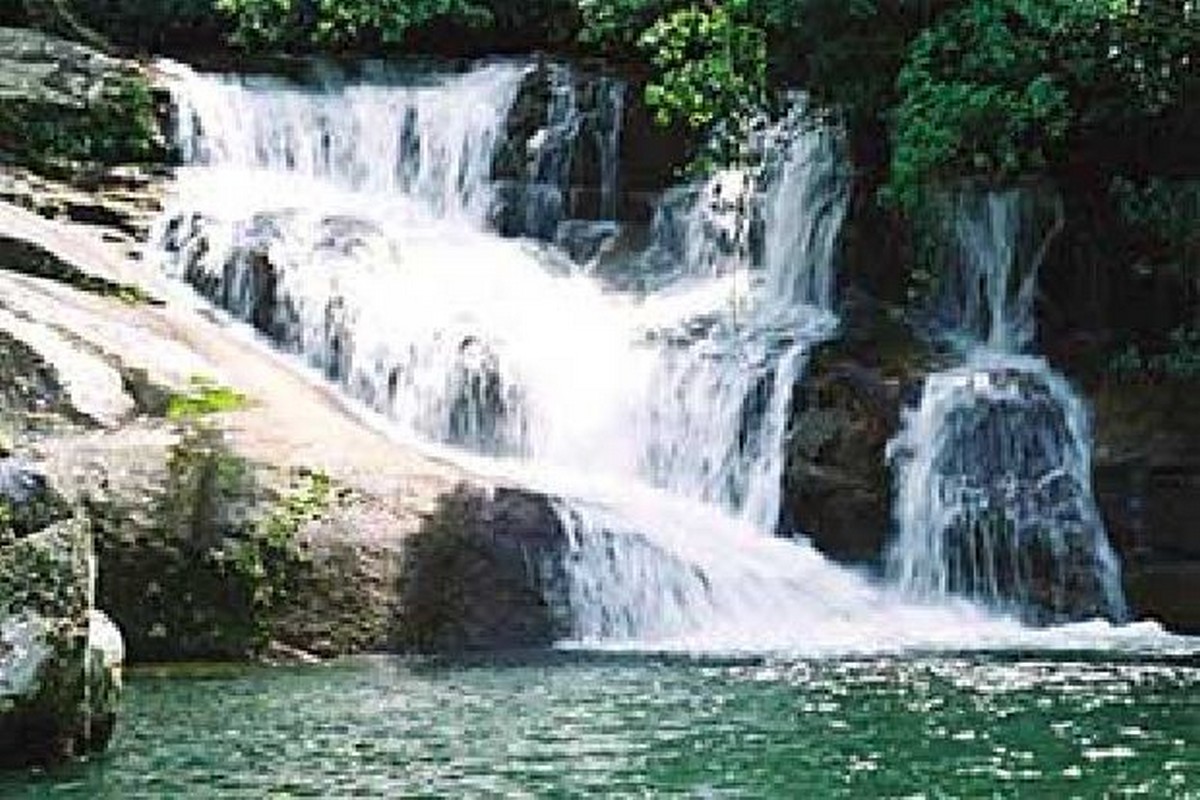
xmin=153 ymin=60 xmax=1167 ymax=653
xmin=888 ymin=190 xmax=1127 ymax=622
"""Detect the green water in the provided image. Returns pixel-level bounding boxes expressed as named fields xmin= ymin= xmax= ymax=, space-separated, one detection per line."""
xmin=4 ymin=653 xmax=1197 ymax=798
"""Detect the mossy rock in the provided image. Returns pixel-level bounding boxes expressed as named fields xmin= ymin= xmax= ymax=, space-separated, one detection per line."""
xmin=0 ymin=27 xmax=163 ymax=177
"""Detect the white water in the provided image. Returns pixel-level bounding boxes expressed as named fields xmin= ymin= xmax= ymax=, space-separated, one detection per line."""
xmin=154 ymin=62 xmax=1186 ymax=655
xmin=889 ymin=191 xmax=1127 ymax=621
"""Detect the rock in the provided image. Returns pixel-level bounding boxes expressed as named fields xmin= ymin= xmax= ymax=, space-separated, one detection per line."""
xmin=554 ymin=219 xmax=620 ymax=264
xmin=0 ymin=165 xmax=166 ymax=244
xmin=0 ymin=518 xmax=124 ymax=767
xmin=491 ymin=60 xmax=679 ymax=239
xmin=0 ymin=457 xmax=71 ymax=541
xmin=1091 ymin=379 xmax=1200 ymax=633
xmin=0 ymin=27 xmax=163 ymax=175
xmin=781 ymin=297 xmax=933 ymax=566
xmin=397 ymin=485 xmax=570 ymax=652
xmin=0 ymin=329 xmax=86 ymax=434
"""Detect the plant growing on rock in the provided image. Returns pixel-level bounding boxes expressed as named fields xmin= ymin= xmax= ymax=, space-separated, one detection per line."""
xmin=91 ymin=425 xmax=318 ymax=661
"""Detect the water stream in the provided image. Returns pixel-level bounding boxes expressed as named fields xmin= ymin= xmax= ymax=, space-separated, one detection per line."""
xmin=155 ymin=61 xmax=1161 ymax=653
xmin=888 ymin=191 xmax=1126 ymax=622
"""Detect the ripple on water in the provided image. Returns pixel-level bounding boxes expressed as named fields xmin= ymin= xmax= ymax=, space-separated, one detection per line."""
xmin=0 ymin=654 xmax=1195 ymax=798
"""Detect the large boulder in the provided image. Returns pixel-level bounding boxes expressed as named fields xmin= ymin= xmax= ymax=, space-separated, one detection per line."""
xmin=0 ymin=517 xmax=123 ymax=767
xmin=781 ymin=297 xmax=935 ymax=566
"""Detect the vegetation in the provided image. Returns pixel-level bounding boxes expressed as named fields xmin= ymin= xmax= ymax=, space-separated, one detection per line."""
xmin=91 ymin=425 xmax=326 ymax=661
xmin=6 ymin=0 xmax=1198 ymax=358
xmin=165 ymin=376 xmax=250 ymax=420
xmin=0 ymin=68 xmax=160 ymax=176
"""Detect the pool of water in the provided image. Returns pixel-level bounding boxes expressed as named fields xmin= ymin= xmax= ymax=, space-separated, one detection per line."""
xmin=5 ymin=653 xmax=1197 ymax=797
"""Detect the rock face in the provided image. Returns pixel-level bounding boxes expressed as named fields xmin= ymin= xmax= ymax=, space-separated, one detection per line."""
xmin=781 ymin=304 xmax=1199 ymax=632
xmin=1092 ymin=381 xmax=1200 ymax=633
xmin=490 ymin=59 xmax=687 ymax=250
xmin=397 ymin=486 xmax=571 ymax=652
xmin=781 ymin=300 xmax=932 ymax=566
xmin=0 ymin=515 xmax=124 ymax=767
xmin=0 ymin=27 xmax=162 ymax=175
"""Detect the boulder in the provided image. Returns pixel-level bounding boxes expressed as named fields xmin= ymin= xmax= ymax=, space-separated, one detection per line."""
xmin=0 ymin=517 xmax=123 ymax=767
xmin=781 ymin=297 xmax=934 ymax=566
xmin=396 ymin=485 xmax=571 ymax=652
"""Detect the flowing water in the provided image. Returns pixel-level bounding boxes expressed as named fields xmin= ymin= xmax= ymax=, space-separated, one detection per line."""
xmin=4 ymin=655 xmax=1197 ymax=797
xmin=5 ymin=54 xmax=1197 ymax=800
xmin=889 ymin=191 xmax=1126 ymax=621
xmin=154 ymin=60 xmax=1176 ymax=652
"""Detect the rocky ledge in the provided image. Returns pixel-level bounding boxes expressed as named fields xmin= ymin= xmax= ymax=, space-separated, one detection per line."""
xmin=782 ymin=299 xmax=1200 ymax=633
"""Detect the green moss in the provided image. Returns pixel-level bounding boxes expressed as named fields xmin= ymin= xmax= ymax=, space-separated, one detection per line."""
xmin=166 ymin=376 xmax=250 ymax=419
xmin=0 ymin=70 xmax=161 ymax=176
xmin=91 ymin=426 xmax=341 ymax=662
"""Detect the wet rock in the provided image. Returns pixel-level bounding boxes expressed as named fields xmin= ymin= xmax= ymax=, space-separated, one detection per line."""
xmin=0 ymin=458 xmax=71 ymax=541
xmin=554 ymin=219 xmax=620 ymax=264
xmin=0 ymin=165 xmax=164 ymax=242
xmin=0 ymin=518 xmax=124 ymax=767
xmin=397 ymin=485 xmax=570 ymax=652
xmin=0 ymin=330 xmax=84 ymax=433
xmin=781 ymin=299 xmax=930 ymax=566
xmin=492 ymin=60 xmax=664 ymax=239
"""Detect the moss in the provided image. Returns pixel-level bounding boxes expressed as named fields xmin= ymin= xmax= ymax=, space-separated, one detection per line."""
xmin=90 ymin=427 xmax=337 ymax=662
xmin=165 ymin=376 xmax=250 ymax=419
xmin=0 ymin=70 xmax=162 ymax=177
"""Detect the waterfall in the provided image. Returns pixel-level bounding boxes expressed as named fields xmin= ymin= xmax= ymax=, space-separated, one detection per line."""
xmin=154 ymin=61 xmax=1161 ymax=652
xmin=888 ymin=190 xmax=1127 ymax=622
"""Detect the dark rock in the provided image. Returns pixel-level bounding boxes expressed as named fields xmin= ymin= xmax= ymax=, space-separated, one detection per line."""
xmin=780 ymin=297 xmax=932 ymax=567
xmin=1091 ymin=379 xmax=1200 ymax=633
xmin=491 ymin=59 xmax=680 ymax=240
xmin=0 ymin=458 xmax=71 ymax=541
xmin=554 ymin=219 xmax=619 ymax=264
xmin=397 ymin=485 xmax=570 ymax=652
xmin=0 ymin=329 xmax=90 ymax=432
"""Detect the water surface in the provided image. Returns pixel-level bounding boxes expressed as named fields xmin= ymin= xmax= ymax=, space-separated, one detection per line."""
xmin=6 ymin=653 xmax=1196 ymax=797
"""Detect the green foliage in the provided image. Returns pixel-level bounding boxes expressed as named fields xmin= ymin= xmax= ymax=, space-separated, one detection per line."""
xmin=241 ymin=468 xmax=331 ymax=612
xmin=639 ymin=4 xmax=766 ymax=135
xmin=216 ymin=0 xmax=492 ymax=47
xmin=92 ymin=426 xmax=322 ymax=661
xmin=576 ymin=0 xmax=667 ymax=50
xmin=889 ymin=0 xmax=1085 ymax=206
xmin=165 ymin=376 xmax=250 ymax=420
xmin=889 ymin=0 xmax=1200 ymax=206
xmin=1109 ymin=177 xmax=1200 ymax=275
xmin=1108 ymin=327 xmax=1200 ymax=382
